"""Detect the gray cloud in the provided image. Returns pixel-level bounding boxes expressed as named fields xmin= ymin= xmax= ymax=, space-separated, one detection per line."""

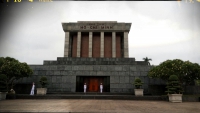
xmin=0 ymin=1 xmax=199 ymax=65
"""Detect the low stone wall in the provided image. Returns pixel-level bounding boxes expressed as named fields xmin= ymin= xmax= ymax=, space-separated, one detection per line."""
xmin=184 ymin=86 xmax=200 ymax=95
xmin=183 ymin=96 xmax=200 ymax=102
xmin=14 ymin=83 xmax=33 ymax=94
xmin=148 ymin=85 xmax=166 ymax=95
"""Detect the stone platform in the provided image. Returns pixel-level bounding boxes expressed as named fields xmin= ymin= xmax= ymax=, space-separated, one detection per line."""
xmin=17 ymin=57 xmax=166 ymax=94
xmin=16 ymin=93 xmax=166 ymax=101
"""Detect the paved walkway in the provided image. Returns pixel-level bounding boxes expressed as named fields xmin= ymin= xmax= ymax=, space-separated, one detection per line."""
xmin=0 ymin=99 xmax=200 ymax=113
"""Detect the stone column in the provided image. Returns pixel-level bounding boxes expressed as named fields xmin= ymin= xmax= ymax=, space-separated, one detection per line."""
xmin=89 ymin=32 xmax=93 ymax=57
xmin=68 ymin=36 xmax=72 ymax=57
xmin=64 ymin=32 xmax=69 ymax=57
xmin=112 ymin=32 xmax=116 ymax=58
xmin=124 ymin=32 xmax=129 ymax=58
xmin=77 ymin=32 xmax=81 ymax=57
xmin=100 ymin=32 xmax=104 ymax=58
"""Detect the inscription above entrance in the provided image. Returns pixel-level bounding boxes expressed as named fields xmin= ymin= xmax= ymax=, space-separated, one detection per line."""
xmin=62 ymin=21 xmax=132 ymax=32
xmin=80 ymin=25 xmax=113 ymax=30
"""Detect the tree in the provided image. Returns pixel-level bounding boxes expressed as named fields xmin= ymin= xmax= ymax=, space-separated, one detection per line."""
xmin=183 ymin=61 xmax=200 ymax=85
xmin=165 ymin=75 xmax=183 ymax=94
xmin=39 ymin=76 xmax=48 ymax=88
xmin=133 ymin=77 xmax=143 ymax=89
xmin=148 ymin=59 xmax=200 ymax=86
xmin=0 ymin=57 xmax=33 ymax=91
xmin=143 ymin=57 xmax=152 ymax=65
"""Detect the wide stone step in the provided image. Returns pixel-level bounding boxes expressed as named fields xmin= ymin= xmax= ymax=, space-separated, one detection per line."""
xmin=16 ymin=94 xmax=167 ymax=100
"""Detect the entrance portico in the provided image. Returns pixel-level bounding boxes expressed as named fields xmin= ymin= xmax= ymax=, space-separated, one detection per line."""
xmin=76 ymin=76 xmax=110 ymax=92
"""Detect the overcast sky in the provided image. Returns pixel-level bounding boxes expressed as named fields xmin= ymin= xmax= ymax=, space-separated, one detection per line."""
xmin=0 ymin=1 xmax=200 ymax=65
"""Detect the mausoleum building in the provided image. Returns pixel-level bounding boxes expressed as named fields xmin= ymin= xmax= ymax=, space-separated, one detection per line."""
xmin=19 ymin=21 xmax=163 ymax=94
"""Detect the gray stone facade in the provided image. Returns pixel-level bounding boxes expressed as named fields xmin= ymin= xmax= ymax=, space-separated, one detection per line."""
xmin=17 ymin=21 xmax=166 ymax=94
xmin=18 ymin=57 xmax=165 ymax=94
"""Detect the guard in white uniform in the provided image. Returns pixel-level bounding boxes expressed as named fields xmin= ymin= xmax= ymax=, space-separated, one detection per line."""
xmin=100 ymin=83 xmax=103 ymax=93
xmin=84 ymin=83 xmax=87 ymax=93
xmin=30 ymin=82 xmax=35 ymax=95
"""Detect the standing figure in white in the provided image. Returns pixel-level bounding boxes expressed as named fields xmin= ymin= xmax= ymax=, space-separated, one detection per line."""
xmin=30 ymin=82 xmax=35 ymax=95
xmin=84 ymin=83 xmax=87 ymax=93
xmin=100 ymin=83 xmax=103 ymax=93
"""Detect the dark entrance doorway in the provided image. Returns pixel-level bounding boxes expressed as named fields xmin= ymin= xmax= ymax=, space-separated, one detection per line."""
xmin=88 ymin=77 xmax=99 ymax=92
xmin=76 ymin=76 xmax=110 ymax=92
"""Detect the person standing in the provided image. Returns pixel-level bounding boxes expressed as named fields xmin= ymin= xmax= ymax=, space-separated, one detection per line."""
xmin=30 ymin=82 xmax=35 ymax=95
xmin=84 ymin=83 xmax=87 ymax=93
xmin=100 ymin=83 xmax=103 ymax=93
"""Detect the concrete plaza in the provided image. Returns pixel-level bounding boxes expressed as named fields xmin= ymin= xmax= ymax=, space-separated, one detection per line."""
xmin=0 ymin=99 xmax=200 ymax=113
